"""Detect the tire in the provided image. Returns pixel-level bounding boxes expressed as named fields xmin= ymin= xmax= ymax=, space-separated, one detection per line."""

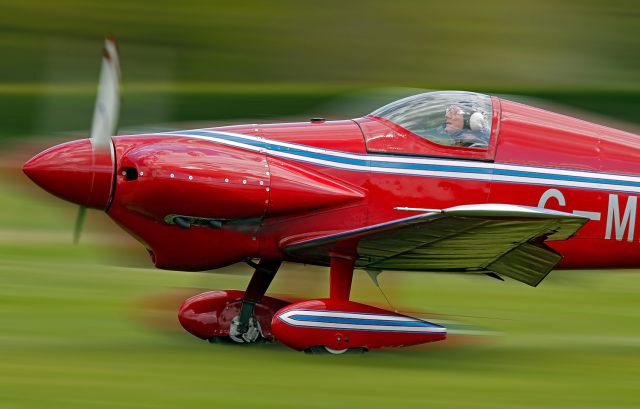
xmin=208 ymin=336 xmax=237 ymax=344
xmin=208 ymin=336 xmax=270 ymax=345
xmin=304 ymin=346 xmax=368 ymax=355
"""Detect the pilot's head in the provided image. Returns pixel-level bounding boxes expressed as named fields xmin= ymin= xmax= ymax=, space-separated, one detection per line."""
xmin=444 ymin=105 xmax=465 ymax=135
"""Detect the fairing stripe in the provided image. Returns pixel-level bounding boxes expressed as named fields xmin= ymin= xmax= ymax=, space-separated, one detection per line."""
xmin=290 ymin=315 xmax=436 ymax=327
xmin=277 ymin=310 xmax=446 ymax=333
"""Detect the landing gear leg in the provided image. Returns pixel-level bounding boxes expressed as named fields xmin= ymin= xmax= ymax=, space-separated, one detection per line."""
xmin=329 ymin=253 xmax=355 ymax=301
xmin=229 ymin=259 xmax=281 ymax=343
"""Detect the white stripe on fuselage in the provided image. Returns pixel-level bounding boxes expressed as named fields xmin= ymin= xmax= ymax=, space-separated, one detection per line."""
xmin=160 ymin=129 xmax=640 ymax=193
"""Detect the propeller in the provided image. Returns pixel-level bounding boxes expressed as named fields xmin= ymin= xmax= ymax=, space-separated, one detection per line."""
xmin=73 ymin=206 xmax=87 ymax=244
xmin=73 ymin=35 xmax=121 ymax=243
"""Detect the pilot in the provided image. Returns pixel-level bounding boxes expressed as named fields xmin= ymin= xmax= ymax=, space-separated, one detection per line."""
xmin=444 ymin=105 xmax=489 ymax=148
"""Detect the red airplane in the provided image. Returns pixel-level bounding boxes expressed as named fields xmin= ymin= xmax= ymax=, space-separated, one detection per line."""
xmin=23 ymin=37 xmax=640 ymax=354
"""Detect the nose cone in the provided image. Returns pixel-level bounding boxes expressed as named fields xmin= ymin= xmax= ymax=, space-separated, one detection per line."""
xmin=23 ymin=139 xmax=114 ymax=209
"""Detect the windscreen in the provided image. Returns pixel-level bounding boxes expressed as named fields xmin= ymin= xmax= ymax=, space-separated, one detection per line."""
xmin=371 ymin=91 xmax=493 ymax=149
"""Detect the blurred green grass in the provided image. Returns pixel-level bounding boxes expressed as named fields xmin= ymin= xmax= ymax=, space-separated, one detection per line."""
xmin=1 ymin=174 xmax=639 ymax=409
xmin=2 ymin=84 xmax=639 ymax=141
xmin=0 ymin=0 xmax=638 ymax=139
xmin=1 ymin=0 xmax=638 ymax=86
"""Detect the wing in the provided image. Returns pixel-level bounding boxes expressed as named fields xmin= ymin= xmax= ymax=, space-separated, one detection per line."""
xmin=282 ymin=204 xmax=588 ymax=287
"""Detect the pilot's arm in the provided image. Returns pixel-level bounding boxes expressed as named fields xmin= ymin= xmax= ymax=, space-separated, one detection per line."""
xmin=459 ymin=132 xmax=488 ymax=148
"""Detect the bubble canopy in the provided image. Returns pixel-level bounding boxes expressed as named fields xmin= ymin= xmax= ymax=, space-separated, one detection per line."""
xmin=370 ymin=91 xmax=493 ymax=149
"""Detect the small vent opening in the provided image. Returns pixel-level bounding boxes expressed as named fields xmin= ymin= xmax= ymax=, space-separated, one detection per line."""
xmin=123 ymin=167 xmax=138 ymax=181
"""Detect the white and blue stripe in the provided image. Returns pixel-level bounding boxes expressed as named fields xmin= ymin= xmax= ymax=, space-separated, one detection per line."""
xmin=163 ymin=129 xmax=640 ymax=194
xmin=277 ymin=309 xmax=446 ymax=334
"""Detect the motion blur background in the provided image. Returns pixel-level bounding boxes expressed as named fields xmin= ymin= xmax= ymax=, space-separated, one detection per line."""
xmin=1 ymin=1 xmax=639 ymax=408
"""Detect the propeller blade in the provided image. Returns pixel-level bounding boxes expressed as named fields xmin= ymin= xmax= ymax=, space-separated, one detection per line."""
xmin=73 ymin=206 xmax=87 ymax=244
xmin=73 ymin=34 xmax=121 ymax=243
xmin=90 ymin=34 xmax=121 ymax=153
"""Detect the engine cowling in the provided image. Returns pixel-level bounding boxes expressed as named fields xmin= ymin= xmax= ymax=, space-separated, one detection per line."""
xmin=107 ymin=133 xmax=365 ymax=271
xmin=271 ymin=299 xmax=446 ymax=352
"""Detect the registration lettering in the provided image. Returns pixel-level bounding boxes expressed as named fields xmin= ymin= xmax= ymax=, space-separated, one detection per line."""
xmin=605 ymin=194 xmax=636 ymax=242
xmin=538 ymin=189 xmax=637 ymax=241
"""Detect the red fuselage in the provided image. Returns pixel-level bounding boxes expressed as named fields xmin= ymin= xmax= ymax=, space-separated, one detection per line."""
xmin=24 ymin=96 xmax=640 ymax=271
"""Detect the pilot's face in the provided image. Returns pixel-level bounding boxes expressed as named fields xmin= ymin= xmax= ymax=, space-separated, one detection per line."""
xmin=445 ymin=110 xmax=464 ymax=134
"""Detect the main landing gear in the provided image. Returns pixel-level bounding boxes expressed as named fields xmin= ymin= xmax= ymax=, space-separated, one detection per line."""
xmin=300 ymin=254 xmax=368 ymax=355
xmin=228 ymin=259 xmax=281 ymax=343
xmin=178 ymin=254 xmax=447 ymax=353
xmin=178 ymin=259 xmax=288 ymax=344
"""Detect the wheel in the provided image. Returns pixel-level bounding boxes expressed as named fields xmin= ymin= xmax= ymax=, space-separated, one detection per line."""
xmin=208 ymin=336 xmax=236 ymax=344
xmin=304 ymin=346 xmax=368 ymax=355
xmin=345 ymin=347 xmax=367 ymax=354
xmin=304 ymin=346 xmax=346 ymax=355
xmin=208 ymin=336 xmax=270 ymax=345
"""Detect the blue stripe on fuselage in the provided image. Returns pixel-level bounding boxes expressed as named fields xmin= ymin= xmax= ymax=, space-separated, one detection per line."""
xmin=164 ymin=130 xmax=640 ymax=190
